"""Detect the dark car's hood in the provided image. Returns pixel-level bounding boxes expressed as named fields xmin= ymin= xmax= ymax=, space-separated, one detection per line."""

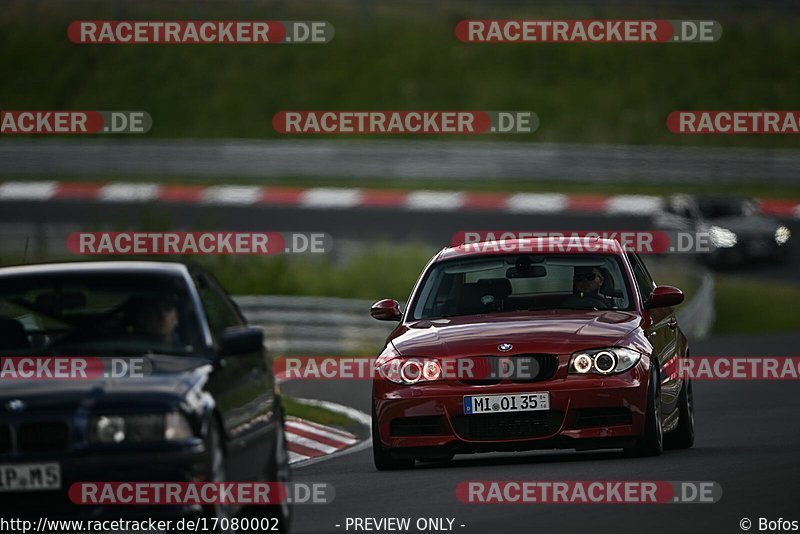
xmin=392 ymin=310 xmax=642 ymax=357
xmin=708 ymin=216 xmax=780 ymax=237
xmin=0 ymin=356 xmax=212 ymax=412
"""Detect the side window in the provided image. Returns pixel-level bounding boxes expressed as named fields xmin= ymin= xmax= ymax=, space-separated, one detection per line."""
xmin=628 ymin=253 xmax=655 ymax=303
xmin=195 ymin=274 xmax=243 ymax=341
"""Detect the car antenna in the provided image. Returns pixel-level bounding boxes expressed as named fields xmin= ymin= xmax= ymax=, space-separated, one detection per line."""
xmin=22 ymin=237 xmax=30 ymax=264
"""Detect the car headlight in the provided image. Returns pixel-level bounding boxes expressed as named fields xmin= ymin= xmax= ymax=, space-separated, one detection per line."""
xmin=569 ymin=347 xmax=642 ymax=375
xmin=89 ymin=412 xmax=194 ymax=444
xmin=775 ymin=226 xmax=791 ymax=246
xmin=709 ymin=226 xmax=737 ymax=248
xmin=376 ymin=347 xmax=443 ymax=385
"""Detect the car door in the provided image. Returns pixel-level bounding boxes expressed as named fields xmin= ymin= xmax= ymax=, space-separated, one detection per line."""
xmin=193 ymin=270 xmax=274 ymax=482
xmin=629 ymin=253 xmax=681 ymax=412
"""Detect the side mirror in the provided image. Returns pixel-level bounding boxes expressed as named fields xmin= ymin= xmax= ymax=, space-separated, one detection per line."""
xmin=645 ymin=286 xmax=684 ymax=309
xmin=370 ymin=299 xmax=402 ymax=321
xmin=220 ymin=326 xmax=264 ymax=356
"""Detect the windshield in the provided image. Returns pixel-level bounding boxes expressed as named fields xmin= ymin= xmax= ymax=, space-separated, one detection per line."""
xmin=410 ymin=254 xmax=634 ymax=321
xmin=697 ymin=198 xmax=755 ymax=219
xmin=0 ymin=271 xmax=203 ymax=355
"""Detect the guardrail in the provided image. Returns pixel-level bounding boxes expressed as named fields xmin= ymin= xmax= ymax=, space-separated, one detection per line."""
xmin=2 ymin=140 xmax=799 ymax=185
xmin=675 ymin=268 xmax=716 ymax=339
xmin=235 ymin=272 xmax=715 ymax=354
xmin=234 ymin=295 xmax=397 ymax=355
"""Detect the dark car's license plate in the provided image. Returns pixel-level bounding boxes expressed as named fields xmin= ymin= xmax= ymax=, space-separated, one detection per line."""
xmin=0 ymin=462 xmax=61 ymax=492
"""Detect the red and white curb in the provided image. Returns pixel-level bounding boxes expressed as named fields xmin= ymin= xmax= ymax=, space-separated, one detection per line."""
xmin=1 ymin=180 xmax=798 ymax=218
xmin=283 ymin=398 xmax=372 ymax=467
xmin=286 ymin=416 xmax=358 ymax=464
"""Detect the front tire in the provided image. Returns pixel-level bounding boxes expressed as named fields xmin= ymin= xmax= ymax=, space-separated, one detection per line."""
xmin=627 ymin=365 xmax=664 ymax=457
xmin=203 ymin=420 xmax=232 ymax=533
xmin=372 ymin=403 xmax=414 ymax=471
xmin=666 ymin=379 xmax=695 ymax=449
xmin=242 ymin=407 xmax=293 ymax=533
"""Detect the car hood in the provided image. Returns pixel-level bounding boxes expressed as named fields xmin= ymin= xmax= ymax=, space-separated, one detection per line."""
xmin=392 ymin=310 xmax=643 ymax=357
xmin=708 ymin=216 xmax=780 ymax=237
xmin=0 ymin=356 xmax=212 ymax=412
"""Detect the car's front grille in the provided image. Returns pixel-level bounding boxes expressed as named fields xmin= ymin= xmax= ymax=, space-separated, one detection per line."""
xmin=458 ymin=354 xmax=559 ymax=385
xmin=390 ymin=416 xmax=446 ymax=437
xmin=17 ymin=421 xmax=70 ymax=453
xmin=0 ymin=424 xmax=11 ymax=453
xmin=573 ymin=408 xmax=632 ymax=428
xmin=451 ymin=411 xmax=563 ymax=441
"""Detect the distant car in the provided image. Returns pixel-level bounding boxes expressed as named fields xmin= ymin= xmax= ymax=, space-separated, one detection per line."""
xmin=0 ymin=262 xmax=291 ymax=532
xmin=370 ymin=239 xmax=694 ymax=470
xmin=656 ymin=194 xmax=791 ymax=268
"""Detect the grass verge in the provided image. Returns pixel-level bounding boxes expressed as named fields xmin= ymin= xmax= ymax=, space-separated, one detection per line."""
xmin=282 ymin=396 xmax=355 ymax=429
xmin=713 ymin=276 xmax=800 ymax=334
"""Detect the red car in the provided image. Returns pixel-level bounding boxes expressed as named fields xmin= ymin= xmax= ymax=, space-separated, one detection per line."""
xmin=370 ymin=238 xmax=695 ymax=470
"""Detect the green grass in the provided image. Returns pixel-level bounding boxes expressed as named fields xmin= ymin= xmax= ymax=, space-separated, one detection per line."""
xmin=0 ymin=243 xmax=437 ymax=301
xmin=1 ymin=1 xmax=800 ymax=148
xmin=282 ymin=396 xmax=355 ymax=429
xmin=194 ymin=243 xmax=435 ymax=299
xmin=713 ymin=276 xmax=800 ymax=334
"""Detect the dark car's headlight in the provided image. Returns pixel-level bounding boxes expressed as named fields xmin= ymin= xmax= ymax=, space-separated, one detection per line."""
xmin=89 ymin=412 xmax=194 ymax=444
xmin=569 ymin=347 xmax=642 ymax=375
xmin=775 ymin=225 xmax=791 ymax=246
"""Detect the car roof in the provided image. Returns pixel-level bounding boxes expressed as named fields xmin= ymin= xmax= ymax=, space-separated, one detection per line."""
xmin=435 ymin=237 xmax=625 ymax=262
xmin=0 ymin=261 xmax=192 ymax=277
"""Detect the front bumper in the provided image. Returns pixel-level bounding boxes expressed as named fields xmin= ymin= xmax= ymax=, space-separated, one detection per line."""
xmin=374 ymin=358 xmax=651 ymax=457
xmin=0 ymin=440 xmax=207 ymax=519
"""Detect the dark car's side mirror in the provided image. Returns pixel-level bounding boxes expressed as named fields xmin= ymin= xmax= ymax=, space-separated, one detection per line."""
xmin=371 ymin=299 xmax=402 ymax=321
xmin=645 ymin=286 xmax=685 ymax=309
xmin=220 ymin=326 xmax=264 ymax=356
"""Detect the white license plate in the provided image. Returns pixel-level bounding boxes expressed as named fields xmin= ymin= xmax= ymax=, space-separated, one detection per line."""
xmin=463 ymin=392 xmax=550 ymax=414
xmin=0 ymin=463 xmax=61 ymax=492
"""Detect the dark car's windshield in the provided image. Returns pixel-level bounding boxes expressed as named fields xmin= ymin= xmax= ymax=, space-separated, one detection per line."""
xmin=409 ymin=254 xmax=634 ymax=321
xmin=0 ymin=271 xmax=203 ymax=355
xmin=697 ymin=198 xmax=756 ymax=219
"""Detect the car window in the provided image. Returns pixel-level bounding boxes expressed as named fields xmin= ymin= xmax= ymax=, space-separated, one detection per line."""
xmin=195 ymin=274 xmax=243 ymax=341
xmin=628 ymin=253 xmax=656 ymax=303
xmin=0 ymin=272 xmax=202 ymax=355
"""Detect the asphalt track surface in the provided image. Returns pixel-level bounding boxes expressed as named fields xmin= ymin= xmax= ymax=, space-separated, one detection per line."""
xmin=282 ymin=332 xmax=800 ymax=534
xmin=1 ymin=199 xmax=798 ymax=281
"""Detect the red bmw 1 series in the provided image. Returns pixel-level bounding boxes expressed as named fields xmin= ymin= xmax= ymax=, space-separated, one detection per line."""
xmin=370 ymin=238 xmax=695 ymax=470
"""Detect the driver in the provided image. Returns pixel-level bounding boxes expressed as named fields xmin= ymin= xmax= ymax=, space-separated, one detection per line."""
xmin=560 ymin=266 xmax=612 ymax=309
xmin=128 ymin=295 xmax=180 ymax=345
